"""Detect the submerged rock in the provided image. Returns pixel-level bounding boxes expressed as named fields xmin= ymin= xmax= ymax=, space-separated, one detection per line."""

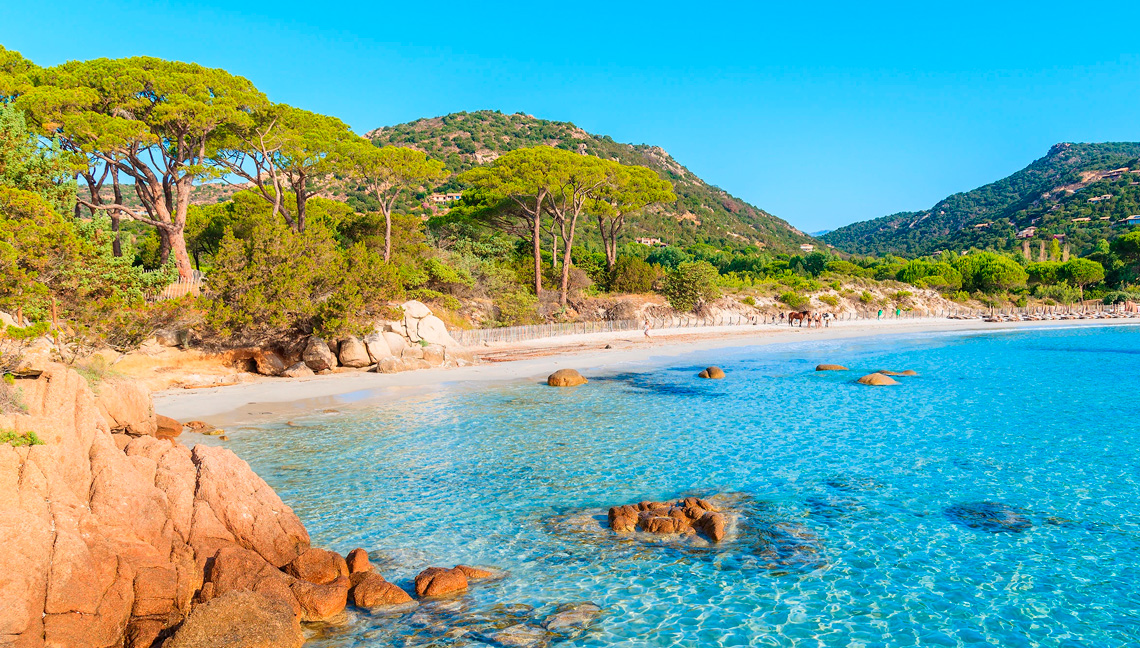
xmin=945 ymin=501 xmax=1032 ymax=533
xmin=815 ymin=364 xmax=849 ymax=371
xmin=542 ymin=602 xmax=602 ymax=639
xmin=698 ymin=366 xmax=726 ymax=379
xmin=489 ymin=623 xmax=549 ymax=648
xmin=875 ymin=369 xmax=918 ymax=376
xmin=547 ymin=368 xmax=588 ymax=387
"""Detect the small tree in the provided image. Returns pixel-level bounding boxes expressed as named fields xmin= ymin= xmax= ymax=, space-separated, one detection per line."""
xmin=591 ymin=164 xmax=675 ymax=270
xmin=344 ymin=142 xmax=447 ymax=262
xmin=661 ymin=260 xmax=721 ymax=312
xmin=1061 ymin=258 xmax=1105 ymax=300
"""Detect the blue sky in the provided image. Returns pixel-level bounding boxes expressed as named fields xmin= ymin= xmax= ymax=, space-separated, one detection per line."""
xmin=3 ymin=1 xmax=1139 ymax=232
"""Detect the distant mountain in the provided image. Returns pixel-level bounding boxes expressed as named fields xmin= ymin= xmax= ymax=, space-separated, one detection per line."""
xmin=809 ymin=229 xmax=832 ymax=237
xmin=366 ymin=111 xmax=816 ymax=253
xmin=822 ymin=142 xmax=1140 ymax=257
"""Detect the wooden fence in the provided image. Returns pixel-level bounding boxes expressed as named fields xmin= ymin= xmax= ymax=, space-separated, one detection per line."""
xmin=451 ymin=306 xmax=991 ymax=347
xmin=146 ymin=271 xmax=207 ymax=302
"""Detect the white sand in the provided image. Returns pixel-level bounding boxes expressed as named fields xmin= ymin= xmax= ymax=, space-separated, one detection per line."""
xmin=153 ymin=317 xmax=1138 ymax=427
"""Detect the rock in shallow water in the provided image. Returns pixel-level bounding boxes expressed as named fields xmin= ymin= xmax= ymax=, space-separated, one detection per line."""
xmin=857 ymin=373 xmax=898 ymax=386
xmin=547 ymin=368 xmax=588 ymax=387
xmin=944 ymin=501 xmax=1032 ymax=533
xmin=698 ymin=366 xmax=726 ymax=379
xmin=542 ymin=602 xmax=602 ymax=639
xmin=815 ymin=364 xmax=849 ymax=371
xmin=415 ymin=566 xmax=469 ymax=597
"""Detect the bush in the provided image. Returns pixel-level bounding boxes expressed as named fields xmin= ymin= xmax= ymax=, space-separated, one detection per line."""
xmin=1034 ymin=284 xmax=1080 ymax=304
xmin=0 ymin=429 xmax=43 ymax=447
xmin=859 ymin=290 xmax=874 ymax=303
xmin=609 ymin=256 xmax=657 ymax=294
xmin=493 ymin=289 xmax=539 ymax=326
xmin=741 ymin=296 xmax=756 ymax=306
xmin=1103 ymin=290 xmax=1140 ymax=305
xmin=205 ymin=219 xmax=403 ymax=341
xmin=660 ymin=261 xmax=721 ymax=312
xmin=778 ymin=291 xmax=809 ymax=309
xmin=819 ymin=294 xmax=839 ymax=307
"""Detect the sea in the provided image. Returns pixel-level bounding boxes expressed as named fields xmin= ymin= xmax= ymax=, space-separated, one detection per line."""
xmin=209 ymin=324 xmax=1140 ymax=647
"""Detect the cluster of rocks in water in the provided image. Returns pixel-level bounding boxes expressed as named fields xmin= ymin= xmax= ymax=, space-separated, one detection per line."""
xmin=608 ymin=497 xmax=727 ymax=542
xmin=228 ymin=300 xmax=476 ymax=379
xmin=815 ymin=363 xmax=919 ymax=386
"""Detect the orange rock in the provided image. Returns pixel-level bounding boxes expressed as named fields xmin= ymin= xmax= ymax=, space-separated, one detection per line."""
xmin=695 ymin=511 xmax=727 ymax=542
xmin=547 ymin=369 xmax=588 ymax=387
xmin=414 ymin=567 xmax=468 ymax=597
xmin=285 ymin=547 xmax=348 ymax=585
xmin=857 ymin=373 xmax=899 ymax=386
xmin=815 ymin=364 xmax=849 ymax=371
xmin=351 ymin=572 xmax=412 ymax=608
xmin=698 ymin=366 xmax=726 ymax=379
xmin=155 ymin=414 xmax=183 ymax=439
xmin=608 ymin=505 xmax=639 ymax=532
xmin=455 ymin=564 xmax=493 ymax=580
xmin=163 ymin=590 xmax=303 ymax=648
xmin=345 ymin=548 xmax=372 ymax=574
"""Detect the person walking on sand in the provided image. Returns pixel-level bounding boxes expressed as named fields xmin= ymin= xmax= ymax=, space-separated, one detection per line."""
xmin=878 ymin=309 xmax=883 ymax=320
xmin=644 ymin=319 xmax=651 ymax=339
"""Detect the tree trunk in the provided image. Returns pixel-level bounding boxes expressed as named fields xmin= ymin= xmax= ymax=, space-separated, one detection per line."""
xmin=559 ymin=214 xmax=581 ymax=307
xmin=532 ymin=212 xmax=542 ymax=298
xmin=551 ymin=229 xmax=559 ymax=269
xmin=167 ymin=227 xmax=194 ymax=281
xmin=383 ymin=207 xmax=392 ymax=262
xmin=599 ymin=214 xmax=617 ymax=270
xmin=111 ymin=169 xmax=124 ymax=257
xmin=158 ymin=232 xmax=172 ymax=265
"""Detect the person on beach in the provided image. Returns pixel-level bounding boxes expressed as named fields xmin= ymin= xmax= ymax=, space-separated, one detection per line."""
xmin=644 ymin=319 xmax=651 ymax=339
xmin=878 ymin=309 xmax=883 ymax=320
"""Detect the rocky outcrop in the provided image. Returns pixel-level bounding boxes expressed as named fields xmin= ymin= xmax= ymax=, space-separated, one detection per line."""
xmin=282 ymin=362 xmax=313 ymax=379
xmin=607 ymin=497 xmax=725 ymax=542
xmin=815 ymin=364 xmax=848 ymax=371
xmin=0 ymin=365 xmax=349 ymax=648
xmin=399 ymin=301 xmax=461 ymax=349
xmin=350 ymin=572 xmax=413 ymax=608
xmin=95 ymin=379 xmax=158 ymax=436
xmin=697 ymin=366 xmax=726 ymax=379
xmin=857 ymin=373 xmax=898 ymax=386
xmin=547 ymin=369 xmax=588 ymax=387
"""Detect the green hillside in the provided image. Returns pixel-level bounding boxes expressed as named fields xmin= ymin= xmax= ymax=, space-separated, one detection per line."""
xmin=365 ymin=110 xmax=816 ymax=253
xmin=822 ymin=142 xmax=1140 ymax=257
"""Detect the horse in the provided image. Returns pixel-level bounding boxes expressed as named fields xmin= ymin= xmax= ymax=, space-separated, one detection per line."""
xmin=788 ymin=311 xmax=811 ymax=327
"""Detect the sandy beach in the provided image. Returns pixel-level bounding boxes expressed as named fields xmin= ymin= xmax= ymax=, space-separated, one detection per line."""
xmin=153 ymin=317 xmax=1139 ymax=427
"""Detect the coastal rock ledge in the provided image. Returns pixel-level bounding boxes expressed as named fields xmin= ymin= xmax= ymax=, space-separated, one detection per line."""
xmin=0 ymin=364 xmax=348 ymax=648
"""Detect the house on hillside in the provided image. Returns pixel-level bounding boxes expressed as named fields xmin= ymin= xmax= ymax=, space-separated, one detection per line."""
xmin=1016 ymin=226 xmax=1037 ymax=239
xmin=800 ymin=243 xmax=815 ymax=252
xmin=1104 ymin=167 xmax=1130 ymax=179
xmin=634 ymin=237 xmax=664 ymax=246
xmin=1124 ymin=215 xmax=1140 ymax=226
xmin=974 ymin=223 xmax=990 ymax=229
xmin=1088 ymin=194 xmax=1113 ymax=203
xmin=1071 ymin=217 xmax=1091 ymax=223
xmin=429 ymin=192 xmax=463 ymax=204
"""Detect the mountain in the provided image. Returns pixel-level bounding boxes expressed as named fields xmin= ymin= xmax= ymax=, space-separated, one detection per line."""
xmin=366 ymin=111 xmax=815 ymax=252
xmin=822 ymin=142 xmax=1140 ymax=257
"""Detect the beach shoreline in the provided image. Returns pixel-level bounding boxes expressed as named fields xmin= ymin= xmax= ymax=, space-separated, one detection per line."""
xmin=153 ymin=317 xmax=1139 ymax=428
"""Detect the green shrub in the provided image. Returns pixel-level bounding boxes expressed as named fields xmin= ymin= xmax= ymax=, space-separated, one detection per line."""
xmin=741 ymin=296 xmax=756 ymax=307
xmin=660 ymin=261 xmax=721 ymax=312
xmin=1103 ymin=290 xmax=1140 ymax=305
xmin=1034 ymin=284 xmax=1080 ymax=304
xmin=778 ymin=291 xmax=809 ymax=309
xmin=819 ymin=294 xmax=839 ymax=307
xmin=0 ymin=429 xmax=42 ymax=447
xmin=493 ymin=289 xmax=539 ymax=326
xmin=859 ymin=290 xmax=874 ymax=303
xmin=609 ymin=256 xmax=657 ymax=294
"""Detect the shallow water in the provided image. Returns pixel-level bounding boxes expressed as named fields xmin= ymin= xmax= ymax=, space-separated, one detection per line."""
xmin=220 ymin=325 xmax=1140 ymax=647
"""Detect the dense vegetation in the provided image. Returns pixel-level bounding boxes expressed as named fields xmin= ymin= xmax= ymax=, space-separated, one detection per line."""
xmin=2 ymin=45 xmax=1139 ymax=367
xmin=823 ymin=143 xmax=1140 ymax=257
xmin=368 ymin=111 xmax=817 ymax=253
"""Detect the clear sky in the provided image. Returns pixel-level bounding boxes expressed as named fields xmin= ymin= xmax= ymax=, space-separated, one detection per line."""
xmin=3 ymin=1 xmax=1139 ymax=232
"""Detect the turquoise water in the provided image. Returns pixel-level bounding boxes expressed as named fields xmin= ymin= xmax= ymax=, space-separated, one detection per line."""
xmin=220 ymin=325 xmax=1140 ymax=647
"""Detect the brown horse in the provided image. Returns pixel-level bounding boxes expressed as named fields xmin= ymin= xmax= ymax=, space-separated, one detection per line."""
xmin=788 ymin=311 xmax=811 ymax=327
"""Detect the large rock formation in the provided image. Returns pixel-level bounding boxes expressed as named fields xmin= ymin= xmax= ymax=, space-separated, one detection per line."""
xmin=0 ymin=365 xmax=346 ymax=648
